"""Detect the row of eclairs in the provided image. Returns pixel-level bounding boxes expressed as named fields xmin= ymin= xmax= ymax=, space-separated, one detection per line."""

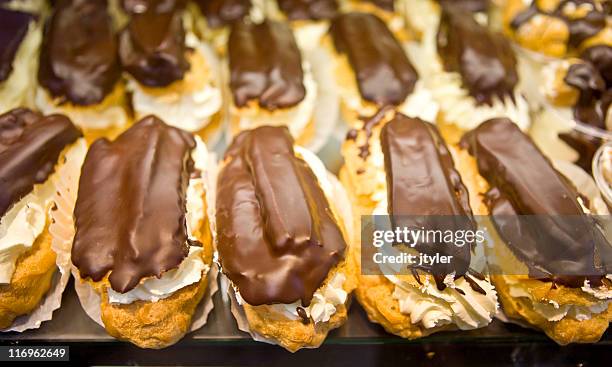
xmin=0 ymin=0 xmax=611 ymax=351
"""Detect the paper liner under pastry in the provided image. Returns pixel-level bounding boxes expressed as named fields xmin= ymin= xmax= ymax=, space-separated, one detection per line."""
xmin=71 ymin=151 xmax=220 ymax=335
xmin=2 ymin=139 xmax=88 ymax=332
xmin=491 ymin=159 xmax=610 ymax=328
xmin=224 ymin=170 xmax=354 ymax=349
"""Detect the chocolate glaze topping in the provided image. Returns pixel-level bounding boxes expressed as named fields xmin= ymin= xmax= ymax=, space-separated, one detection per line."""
xmin=460 ymin=118 xmax=610 ymax=287
xmin=0 ymin=108 xmax=82 ymax=218
xmin=195 ymin=0 xmax=251 ymax=28
xmin=38 ymin=0 xmax=121 ymax=106
xmin=277 ymin=0 xmax=338 ymax=20
xmin=228 ymin=20 xmax=306 ymax=110
xmin=119 ymin=0 xmax=189 ymax=87
xmin=511 ymin=1 xmax=607 ymax=49
xmin=216 ymin=126 xmax=346 ymax=306
xmin=381 ymin=114 xmax=476 ymax=291
xmin=438 ymin=7 xmax=518 ymax=105
xmin=0 ymin=8 xmax=34 ymax=82
xmin=72 ymin=116 xmax=196 ymax=293
xmin=330 ymin=12 xmax=418 ymax=106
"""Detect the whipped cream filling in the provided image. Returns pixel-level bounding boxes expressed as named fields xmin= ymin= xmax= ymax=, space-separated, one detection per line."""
xmin=0 ymin=139 xmax=87 ymax=284
xmin=107 ymin=137 xmax=211 ymax=304
xmin=339 ymin=76 xmax=439 ymax=123
xmin=232 ymin=146 xmax=350 ymax=324
xmin=372 ymin=198 xmax=498 ymax=330
xmin=0 ymin=20 xmax=40 ymax=112
xmin=233 ymin=61 xmax=317 ymax=139
xmin=127 ymin=33 xmax=223 ymax=133
xmin=407 ymin=40 xmax=530 ymax=131
xmin=292 ymin=21 xmax=329 ymax=51
xmin=35 ymin=86 xmax=128 ymax=131
xmin=505 ymin=276 xmax=612 ymax=322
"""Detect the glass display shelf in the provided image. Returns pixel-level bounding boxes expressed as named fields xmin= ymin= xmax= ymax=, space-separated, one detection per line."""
xmin=1 ymin=279 xmax=610 ymax=366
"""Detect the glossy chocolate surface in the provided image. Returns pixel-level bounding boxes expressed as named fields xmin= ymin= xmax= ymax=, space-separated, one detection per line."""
xmin=216 ymin=126 xmax=346 ymax=306
xmin=330 ymin=12 xmax=418 ymax=106
xmin=0 ymin=7 xmax=34 ymax=82
xmin=119 ymin=0 xmax=189 ymax=87
xmin=38 ymin=0 xmax=120 ymax=106
xmin=437 ymin=7 xmax=518 ymax=105
xmin=72 ymin=116 xmax=196 ymax=293
xmin=381 ymin=113 xmax=474 ymax=289
xmin=0 ymin=108 xmax=81 ymax=218
xmin=461 ymin=118 xmax=609 ymax=287
xmin=277 ymin=0 xmax=337 ymax=20
xmin=195 ymin=0 xmax=251 ymax=28
xmin=228 ymin=20 xmax=305 ymax=110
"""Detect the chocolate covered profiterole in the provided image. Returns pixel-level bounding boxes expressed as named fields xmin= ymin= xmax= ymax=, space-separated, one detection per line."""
xmin=325 ymin=12 xmax=438 ymax=127
xmin=267 ymin=0 xmax=339 ymax=50
xmin=227 ymin=19 xmax=318 ymax=145
xmin=460 ymin=118 xmax=612 ymax=345
xmin=119 ymin=0 xmax=223 ymax=140
xmin=0 ymin=7 xmax=40 ymax=112
xmin=413 ymin=5 xmax=529 ymax=142
xmin=340 ymin=110 xmax=498 ymax=339
xmin=217 ymin=126 xmax=356 ymax=352
xmin=71 ymin=116 xmax=214 ymax=349
xmin=0 ymin=108 xmax=84 ymax=330
xmin=503 ymin=0 xmax=610 ymax=58
xmin=35 ymin=0 xmax=128 ymax=140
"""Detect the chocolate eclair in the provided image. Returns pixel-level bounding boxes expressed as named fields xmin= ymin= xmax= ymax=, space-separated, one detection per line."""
xmin=531 ymin=44 xmax=611 ymax=171
xmin=460 ymin=117 xmax=612 ymax=345
xmin=413 ymin=5 xmax=529 ymax=143
xmin=190 ymin=0 xmax=262 ymax=54
xmin=503 ymin=0 xmax=610 ymax=58
xmin=227 ymin=19 xmax=318 ymax=146
xmin=0 ymin=108 xmax=85 ymax=331
xmin=35 ymin=0 xmax=128 ymax=141
xmin=325 ymin=12 xmax=438 ymax=127
xmin=340 ymin=109 xmax=498 ymax=339
xmin=0 ymin=6 xmax=40 ymax=112
xmin=71 ymin=115 xmax=214 ymax=349
xmin=119 ymin=0 xmax=223 ymax=141
xmin=267 ymin=0 xmax=339 ymax=50
xmin=217 ymin=125 xmax=356 ymax=352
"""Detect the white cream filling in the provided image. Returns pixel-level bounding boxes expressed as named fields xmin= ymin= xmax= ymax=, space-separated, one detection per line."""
xmin=292 ymin=21 xmax=329 ymax=52
xmin=506 ymin=276 xmax=612 ymax=322
xmin=107 ymin=137 xmax=211 ymax=304
xmin=407 ymin=37 xmax=531 ymax=131
xmin=232 ymin=61 xmax=318 ymax=139
xmin=233 ymin=146 xmax=349 ymax=324
xmin=0 ymin=139 xmax=87 ymax=284
xmin=371 ymin=198 xmax=499 ymax=330
xmin=0 ymin=0 xmax=46 ymax=13
xmin=34 ymin=87 xmax=128 ymax=131
xmin=0 ymin=20 xmax=40 ymax=112
xmin=127 ymin=33 xmax=223 ymax=133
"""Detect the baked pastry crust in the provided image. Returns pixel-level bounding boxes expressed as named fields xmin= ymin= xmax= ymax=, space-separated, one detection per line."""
xmin=242 ymin=252 xmax=358 ymax=352
xmin=0 ymin=220 xmax=56 ymax=329
xmin=78 ymin=185 xmax=214 ymax=349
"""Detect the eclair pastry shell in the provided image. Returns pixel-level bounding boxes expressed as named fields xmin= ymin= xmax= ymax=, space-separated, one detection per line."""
xmin=339 ymin=118 xmax=491 ymax=338
xmin=76 ymin=187 xmax=214 ymax=349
